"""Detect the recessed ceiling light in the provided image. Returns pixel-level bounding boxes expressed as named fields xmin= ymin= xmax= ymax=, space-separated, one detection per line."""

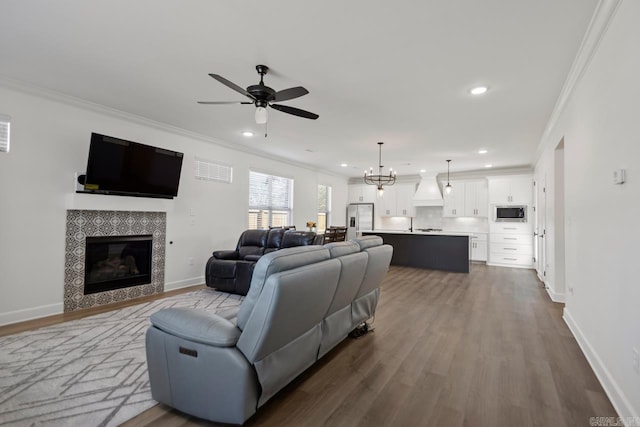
xmin=478 ymin=149 xmax=488 ymax=154
xmin=242 ymin=131 xmax=254 ymax=137
xmin=470 ymin=86 xmax=488 ymax=95
xmin=340 ymin=163 xmax=348 ymax=167
xmin=485 ymin=164 xmax=493 ymax=168
xmin=419 ymin=169 xmax=426 ymax=173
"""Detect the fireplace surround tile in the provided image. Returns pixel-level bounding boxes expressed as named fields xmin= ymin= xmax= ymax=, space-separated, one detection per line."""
xmin=64 ymin=210 xmax=166 ymax=312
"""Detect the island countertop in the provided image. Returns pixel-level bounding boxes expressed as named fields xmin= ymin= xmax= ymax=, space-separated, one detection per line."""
xmin=362 ymin=231 xmax=470 ymax=273
xmin=367 ymin=229 xmax=476 ymax=236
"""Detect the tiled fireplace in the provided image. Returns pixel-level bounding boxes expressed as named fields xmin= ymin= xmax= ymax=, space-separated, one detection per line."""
xmin=64 ymin=210 xmax=166 ymax=312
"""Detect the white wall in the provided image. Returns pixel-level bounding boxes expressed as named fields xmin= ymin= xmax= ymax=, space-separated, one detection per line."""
xmin=535 ymin=0 xmax=639 ymax=418
xmin=0 ymin=85 xmax=347 ymax=325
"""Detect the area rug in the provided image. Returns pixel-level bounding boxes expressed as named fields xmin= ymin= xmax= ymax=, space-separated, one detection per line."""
xmin=0 ymin=289 xmax=243 ymax=427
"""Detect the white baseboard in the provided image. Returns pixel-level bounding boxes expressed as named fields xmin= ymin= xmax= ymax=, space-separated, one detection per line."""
xmin=563 ymin=308 xmax=637 ymax=421
xmin=486 ymin=262 xmax=534 ymax=269
xmin=164 ymin=276 xmax=205 ymax=291
xmin=545 ymin=285 xmax=565 ymax=303
xmin=0 ymin=302 xmax=63 ymax=326
xmin=0 ymin=278 xmax=204 ymax=327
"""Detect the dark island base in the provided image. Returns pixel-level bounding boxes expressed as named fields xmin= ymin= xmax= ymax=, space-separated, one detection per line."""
xmin=363 ymin=232 xmax=470 ymax=273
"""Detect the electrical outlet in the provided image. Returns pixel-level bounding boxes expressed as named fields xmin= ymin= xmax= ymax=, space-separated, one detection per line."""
xmin=568 ymin=283 xmax=575 ymax=296
xmin=188 ymin=257 xmax=194 ymax=266
xmin=633 ymin=348 xmax=639 ymax=375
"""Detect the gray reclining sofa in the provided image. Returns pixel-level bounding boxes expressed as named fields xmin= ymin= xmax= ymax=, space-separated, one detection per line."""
xmin=145 ymin=236 xmax=392 ymax=424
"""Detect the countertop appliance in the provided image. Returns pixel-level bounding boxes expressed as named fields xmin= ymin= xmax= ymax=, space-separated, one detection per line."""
xmin=495 ymin=205 xmax=527 ymax=222
xmin=347 ymin=203 xmax=374 ymax=240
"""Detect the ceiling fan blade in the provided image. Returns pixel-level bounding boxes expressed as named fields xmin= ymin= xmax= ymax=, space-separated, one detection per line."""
xmin=273 ymin=86 xmax=309 ymax=102
xmin=197 ymin=101 xmax=253 ymax=104
xmin=209 ymin=74 xmax=255 ymax=100
xmin=271 ymin=104 xmax=319 ymax=120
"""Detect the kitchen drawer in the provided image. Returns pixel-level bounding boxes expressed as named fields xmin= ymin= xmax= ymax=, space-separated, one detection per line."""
xmin=490 ymin=233 xmax=532 ymax=245
xmin=489 ymin=243 xmax=533 ymax=256
xmin=489 ymin=253 xmax=533 ymax=266
xmin=489 ymin=222 xmax=532 ymax=234
xmin=470 ymin=233 xmax=487 ymax=242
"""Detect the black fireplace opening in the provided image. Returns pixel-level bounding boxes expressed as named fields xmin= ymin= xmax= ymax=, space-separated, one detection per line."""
xmin=84 ymin=235 xmax=153 ymax=295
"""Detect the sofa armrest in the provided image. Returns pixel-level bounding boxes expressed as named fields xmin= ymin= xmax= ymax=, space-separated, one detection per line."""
xmin=213 ymin=250 xmax=239 ymax=260
xmin=243 ymin=254 xmax=262 ymax=262
xmin=150 ymin=307 xmax=241 ymax=347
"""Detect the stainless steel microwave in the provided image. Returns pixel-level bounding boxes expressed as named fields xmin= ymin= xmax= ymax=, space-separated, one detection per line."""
xmin=495 ymin=205 xmax=527 ymax=222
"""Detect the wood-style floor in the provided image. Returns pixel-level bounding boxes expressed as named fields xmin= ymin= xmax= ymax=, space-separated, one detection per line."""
xmin=125 ymin=264 xmax=616 ymax=427
xmin=2 ymin=265 xmax=617 ymax=426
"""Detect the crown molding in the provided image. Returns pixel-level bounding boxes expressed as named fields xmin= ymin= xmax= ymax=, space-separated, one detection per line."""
xmin=0 ymin=75 xmax=349 ymax=180
xmin=534 ymin=0 xmax=622 ymax=162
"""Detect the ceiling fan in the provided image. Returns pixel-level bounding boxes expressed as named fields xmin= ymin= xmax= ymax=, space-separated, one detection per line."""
xmin=198 ymin=65 xmax=319 ymax=125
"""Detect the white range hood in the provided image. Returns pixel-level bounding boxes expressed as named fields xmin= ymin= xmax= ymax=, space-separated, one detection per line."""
xmin=412 ymin=175 xmax=443 ymax=206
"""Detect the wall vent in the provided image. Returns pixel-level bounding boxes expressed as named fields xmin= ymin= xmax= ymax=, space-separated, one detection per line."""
xmin=195 ymin=158 xmax=233 ymax=183
xmin=0 ymin=114 xmax=10 ymax=153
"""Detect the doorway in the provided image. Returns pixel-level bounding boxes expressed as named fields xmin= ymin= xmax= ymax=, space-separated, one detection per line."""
xmin=536 ymin=173 xmax=547 ymax=283
xmin=554 ymin=138 xmax=566 ymax=296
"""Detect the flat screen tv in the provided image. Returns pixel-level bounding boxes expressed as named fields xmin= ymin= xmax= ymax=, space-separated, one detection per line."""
xmin=82 ymin=133 xmax=184 ymax=199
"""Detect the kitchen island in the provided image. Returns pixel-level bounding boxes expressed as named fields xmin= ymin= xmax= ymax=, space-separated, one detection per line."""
xmin=362 ymin=230 xmax=470 ymax=273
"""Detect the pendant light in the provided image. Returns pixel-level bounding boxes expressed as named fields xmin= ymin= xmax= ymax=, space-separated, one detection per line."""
xmin=364 ymin=142 xmax=397 ymax=196
xmin=445 ymin=160 xmax=452 ymax=194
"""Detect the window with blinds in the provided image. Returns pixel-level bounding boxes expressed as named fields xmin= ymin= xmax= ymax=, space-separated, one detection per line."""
xmin=248 ymin=170 xmax=293 ymax=229
xmin=0 ymin=115 xmax=10 ymax=153
xmin=317 ymin=184 xmax=331 ymax=233
xmin=195 ymin=158 xmax=232 ymax=183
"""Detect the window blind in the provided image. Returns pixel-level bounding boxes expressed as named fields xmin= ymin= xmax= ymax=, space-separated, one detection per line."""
xmin=195 ymin=158 xmax=232 ymax=183
xmin=317 ymin=184 xmax=331 ymax=232
xmin=249 ymin=170 xmax=293 ymax=229
xmin=0 ymin=115 xmax=10 ymax=153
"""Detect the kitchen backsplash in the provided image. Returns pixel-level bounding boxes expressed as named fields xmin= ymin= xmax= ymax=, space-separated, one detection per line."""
xmin=379 ymin=206 xmax=489 ymax=233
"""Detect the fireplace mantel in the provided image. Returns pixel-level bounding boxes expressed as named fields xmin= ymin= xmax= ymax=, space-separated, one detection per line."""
xmin=65 ymin=192 xmax=175 ymax=212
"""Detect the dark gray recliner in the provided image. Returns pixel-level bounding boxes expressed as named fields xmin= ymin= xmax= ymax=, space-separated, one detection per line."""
xmin=205 ymin=229 xmax=323 ymax=295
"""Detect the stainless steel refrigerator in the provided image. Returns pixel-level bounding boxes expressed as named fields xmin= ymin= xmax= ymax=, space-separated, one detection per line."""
xmin=346 ymin=203 xmax=374 ymax=240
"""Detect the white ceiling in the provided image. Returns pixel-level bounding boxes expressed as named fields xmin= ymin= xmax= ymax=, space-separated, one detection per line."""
xmin=1 ymin=0 xmax=598 ymax=177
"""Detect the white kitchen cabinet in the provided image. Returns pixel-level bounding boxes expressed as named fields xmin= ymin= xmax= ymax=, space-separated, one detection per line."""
xmin=470 ymin=233 xmax=487 ymax=262
xmin=348 ymin=184 xmax=377 ymax=204
xmin=396 ymin=183 xmax=416 ymax=217
xmin=442 ymin=181 xmax=465 ymax=217
xmin=488 ymin=176 xmax=533 ymax=205
xmin=443 ymin=180 xmax=488 ymax=218
xmin=379 ymin=183 xmax=416 ymax=217
xmin=379 ymin=185 xmax=397 ymax=216
xmin=464 ymin=180 xmax=488 ymax=217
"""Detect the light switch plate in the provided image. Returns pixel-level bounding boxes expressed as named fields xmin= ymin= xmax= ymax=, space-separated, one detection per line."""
xmin=613 ymin=169 xmax=626 ymax=184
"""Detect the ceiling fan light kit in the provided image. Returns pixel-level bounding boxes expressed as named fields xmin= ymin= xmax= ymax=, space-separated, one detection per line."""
xmin=255 ymin=106 xmax=267 ymax=124
xmin=364 ymin=142 xmax=396 ymax=196
xmin=198 ymin=64 xmax=318 ymax=128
